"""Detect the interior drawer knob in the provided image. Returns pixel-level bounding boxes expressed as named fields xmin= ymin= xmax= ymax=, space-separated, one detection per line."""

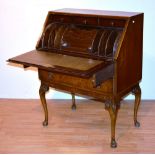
xmin=60 ymin=18 xmax=64 ymax=22
xmin=83 ymin=19 xmax=87 ymax=24
xmin=111 ymin=21 xmax=114 ymax=26
xmin=62 ymin=42 xmax=68 ymax=47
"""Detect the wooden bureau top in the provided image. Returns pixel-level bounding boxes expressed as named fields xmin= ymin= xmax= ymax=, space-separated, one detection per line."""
xmin=50 ymin=8 xmax=143 ymax=18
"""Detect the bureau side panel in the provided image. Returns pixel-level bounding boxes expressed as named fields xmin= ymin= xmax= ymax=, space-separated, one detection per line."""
xmin=115 ymin=14 xmax=143 ymax=95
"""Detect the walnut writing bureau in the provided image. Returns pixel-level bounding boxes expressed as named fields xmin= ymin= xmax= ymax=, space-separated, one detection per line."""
xmin=8 ymin=8 xmax=144 ymax=148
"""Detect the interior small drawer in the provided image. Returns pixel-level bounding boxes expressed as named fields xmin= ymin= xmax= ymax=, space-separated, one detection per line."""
xmin=99 ymin=18 xmax=126 ymax=27
xmin=73 ymin=16 xmax=98 ymax=25
xmin=52 ymin=15 xmax=73 ymax=23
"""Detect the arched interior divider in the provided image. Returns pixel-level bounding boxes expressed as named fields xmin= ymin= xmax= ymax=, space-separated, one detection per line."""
xmin=37 ymin=22 xmax=123 ymax=59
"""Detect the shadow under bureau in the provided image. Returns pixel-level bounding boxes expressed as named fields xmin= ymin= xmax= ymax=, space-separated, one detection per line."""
xmin=8 ymin=8 xmax=144 ymax=148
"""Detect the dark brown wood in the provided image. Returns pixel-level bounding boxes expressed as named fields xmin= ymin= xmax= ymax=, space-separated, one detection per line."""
xmin=132 ymin=84 xmax=141 ymax=127
xmin=52 ymin=8 xmax=142 ymax=18
xmin=71 ymin=93 xmax=76 ymax=110
xmin=114 ymin=14 xmax=143 ymax=95
xmin=7 ymin=8 xmax=144 ymax=148
xmin=39 ymin=83 xmax=49 ymax=126
xmin=105 ymin=100 xmax=120 ymax=148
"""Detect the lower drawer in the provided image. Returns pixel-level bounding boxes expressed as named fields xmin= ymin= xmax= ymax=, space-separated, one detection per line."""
xmin=38 ymin=69 xmax=113 ymax=94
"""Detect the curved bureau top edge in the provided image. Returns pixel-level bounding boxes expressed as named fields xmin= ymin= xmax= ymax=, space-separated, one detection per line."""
xmin=48 ymin=8 xmax=143 ymax=19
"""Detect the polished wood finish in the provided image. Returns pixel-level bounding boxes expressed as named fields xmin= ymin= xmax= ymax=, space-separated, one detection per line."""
xmin=132 ymin=85 xmax=141 ymax=127
xmin=8 ymin=50 xmax=109 ymax=78
xmin=39 ymin=83 xmax=49 ymax=126
xmin=105 ymin=100 xmax=120 ymax=148
xmin=71 ymin=93 xmax=76 ymax=110
xmin=52 ymin=8 xmax=142 ymax=18
xmin=7 ymin=8 xmax=144 ymax=148
xmin=0 ymin=99 xmax=155 ymax=153
xmin=114 ymin=14 xmax=143 ymax=95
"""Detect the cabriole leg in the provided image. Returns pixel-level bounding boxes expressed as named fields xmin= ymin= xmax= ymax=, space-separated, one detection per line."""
xmin=132 ymin=84 xmax=141 ymax=127
xmin=105 ymin=100 xmax=120 ymax=148
xmin=71 ymin=93 xmax=76 ymax=110
xmin=39 ymin=83 xmax=49 ymax=126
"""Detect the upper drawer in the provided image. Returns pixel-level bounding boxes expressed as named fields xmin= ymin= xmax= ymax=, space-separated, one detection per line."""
xmin=51 ymin=15 xmax=73 ymax=23
xmin=51 ymin=15 xmax=98 ymax=26
xmin=99 ymin=18 xmax=126 ymax=27
xmin=73 ymin=16 xmax=98 ymax=26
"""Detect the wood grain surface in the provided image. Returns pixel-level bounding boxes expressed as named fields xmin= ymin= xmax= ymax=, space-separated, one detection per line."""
xmin=52 ymin=8 xmax=142 ymax=18
xmin=8 ymin=51 xmax=103 ymax=71
xmin=8 ymin=50 xmax=110 ymax=78
xmin=0 ymin=99 xmax=154 ymax=153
